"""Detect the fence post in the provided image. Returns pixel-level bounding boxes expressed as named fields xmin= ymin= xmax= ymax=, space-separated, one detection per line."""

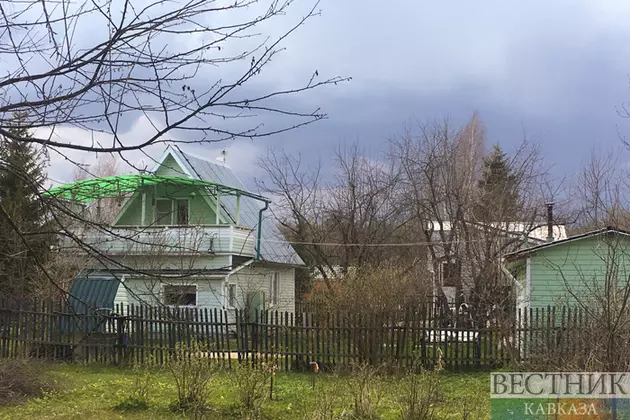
xmin=115 ymin=314 xmax=127 ymax=366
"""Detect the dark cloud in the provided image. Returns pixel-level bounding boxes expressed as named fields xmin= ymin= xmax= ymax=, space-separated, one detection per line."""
xmin=39 ymin=0 xmax=630 ymax=183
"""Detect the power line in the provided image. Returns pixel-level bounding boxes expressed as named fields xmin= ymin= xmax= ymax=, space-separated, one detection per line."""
xmin=260 ymin=236 xmax=543 ymax=247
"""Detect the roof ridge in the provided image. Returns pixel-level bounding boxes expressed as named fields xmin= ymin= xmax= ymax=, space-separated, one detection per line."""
xmin=177 ymin=146 xmax=252 ymax=191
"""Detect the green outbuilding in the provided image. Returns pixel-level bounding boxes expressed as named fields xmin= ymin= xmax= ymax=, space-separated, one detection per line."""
xmin=503 ymin=227 xmax=630 ymax=310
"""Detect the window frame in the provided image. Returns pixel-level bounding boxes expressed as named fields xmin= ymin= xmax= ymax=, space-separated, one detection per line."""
xmin=155 ymin=198 xmax=173 ymax=226
xmin=227 ymin=283 xmax=237 ymax=308
xmin=162 ymin=283 xmax=198 ymax=307
xmin=269 ymin=272 xmax=280 ymax=307
xmin=154 ymin=198 xmax=190 ymax=226
xmin=175 ymin=198 xmax=189 ymax=225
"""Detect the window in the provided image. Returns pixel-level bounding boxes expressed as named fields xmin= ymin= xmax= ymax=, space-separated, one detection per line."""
xmin=155 ymin=200 xmax=172 ymax=226
xmin=176 ymin=199 xmax=189 ymax=225
xmin=227 ymin=284 xmax=236 ymax=308
xmin=269 ymin=272 xmax=280 ymax=306
xmin=440 ymin=260 xmax=459 ymax=287
xmin=163 ymin=285 xmax=196 ymax=306
xmin=154 ymin=199 xmax=189 ymax=225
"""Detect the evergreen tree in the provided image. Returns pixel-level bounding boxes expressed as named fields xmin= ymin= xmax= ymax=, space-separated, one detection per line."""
xmin=0 ymin=113 xmax=50 ymax=299
xmin=474 ymin=144 xmax=519 ymax=222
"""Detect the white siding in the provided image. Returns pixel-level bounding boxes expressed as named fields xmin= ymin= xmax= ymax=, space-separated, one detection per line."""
xmin=229 ymin=266 xmax=295 ymax=313
xmin=120 ymin=277 xmax=226 ymax=310
xmin=113 ymin=279 xmax=128 ymax=313
xmin=63 ymin=225 xmax=255 ymax=256
xmin=90 ymin=254 xmax=232 ymax=272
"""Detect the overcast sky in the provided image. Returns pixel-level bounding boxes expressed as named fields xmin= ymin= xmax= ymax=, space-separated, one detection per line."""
xmin=45 ymin=0 xmax=630 ymax=187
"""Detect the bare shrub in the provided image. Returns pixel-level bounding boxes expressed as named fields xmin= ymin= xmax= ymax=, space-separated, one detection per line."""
xmin=231 ymin=360 xmax=277 ymax=420
xmin=0 ymin=358 xmax=55 ymax=405
xmin=348 ymin=363 xmax=382 ymax=420
xmin=312 ymin=264 xmax=431 ymax=315
xmin=114 ymin=357 xmax=155 ymax=411
xmin=396 ymin=368 xmax=440 ymax=420
xmin=306 ymin=379 xmax=346 ymax=420
xmin=169 ymin=341 xmax=217 ymax=414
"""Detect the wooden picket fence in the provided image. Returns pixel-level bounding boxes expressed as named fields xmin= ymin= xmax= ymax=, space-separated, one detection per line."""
xmin=0 ymin=298 xmax=594 ymax=371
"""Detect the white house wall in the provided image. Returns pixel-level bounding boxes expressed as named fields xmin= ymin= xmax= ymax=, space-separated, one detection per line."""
xmin=92 ymin=254 xmax=233 ymax=272
xmin=230 ymin=266 xmax=296 ymax=313
xmin=121 ymin=276 xmax=225 ymax=309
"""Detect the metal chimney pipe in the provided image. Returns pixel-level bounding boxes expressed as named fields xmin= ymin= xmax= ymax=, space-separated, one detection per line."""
xmin=546 ymin=202 xmax=554 ymax=243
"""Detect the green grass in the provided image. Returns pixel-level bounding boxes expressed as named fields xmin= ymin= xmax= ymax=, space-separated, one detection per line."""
xmin=0 ymin=364 xmax=490 ymax=419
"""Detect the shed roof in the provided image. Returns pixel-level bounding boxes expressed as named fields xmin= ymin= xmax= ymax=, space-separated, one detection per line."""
xmin=64 ymin=276 xmax=120 ymax=334
xmin=68 ymin=276 xmax=119 ymax=313
xmin=503 ymin=227 xmax=630 ymax=261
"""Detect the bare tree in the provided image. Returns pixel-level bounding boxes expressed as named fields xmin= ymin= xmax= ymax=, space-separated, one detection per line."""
xmin=257 ymin=143 xmax=413 ymax=296
xmin=1 ymin=0 xmax=347 ymax=154
xmin=572 ymin=147 xmax=627 ymax=232
xmin=389 ymin=115 xmax=548 ymax=313
xmin=72 ymin=154 xmax=123 ymax=224
xmin=0 ymin=0 xmax=347 ymax=300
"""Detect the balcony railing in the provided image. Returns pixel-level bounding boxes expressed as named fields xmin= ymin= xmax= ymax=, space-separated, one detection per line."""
xmin=62 ymin=225 xmax=256 ymax=256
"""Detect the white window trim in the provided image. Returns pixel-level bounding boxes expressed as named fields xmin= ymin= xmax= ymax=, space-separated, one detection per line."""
xmin=269 ymin=272 xmax=280 ymax=307
xmin=154 ymin=198 xmax=190 ymax=226
xmin=161 ymin=283 xmax=198 ymax=308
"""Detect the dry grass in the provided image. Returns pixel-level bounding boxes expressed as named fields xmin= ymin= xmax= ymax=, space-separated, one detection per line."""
xmin=0 ymin=358 xmax=56 ymax=405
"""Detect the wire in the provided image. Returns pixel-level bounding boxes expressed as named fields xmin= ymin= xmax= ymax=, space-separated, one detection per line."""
xmin=260 ymin=235 xmax=546 ymax=247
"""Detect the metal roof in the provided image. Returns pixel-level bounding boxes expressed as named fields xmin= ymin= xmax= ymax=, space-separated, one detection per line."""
xmin=172 ymin=146 xmax=304 ymax=267
xmin=64 ymin=276 xmax=120 ymax=333
xmin=503 ymin=226 xmax=630 ymax=261
xmin=68 ymin=276 xmax=119 ymax=311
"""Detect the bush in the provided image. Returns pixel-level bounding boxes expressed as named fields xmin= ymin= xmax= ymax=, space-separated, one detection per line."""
xmin=114 ymin=357 xmax=154 ymax=411
xmin=307 ymin=380 xmax=346 ymax=420
xmin=396 ymin=368 xmax=440 ymax=420
xmin=231 ymin=359 xmax=277 ymax=420
xmin=168 ymin=340 xmax=217 ymax=413
xmin=0 ymin=358 xmax=55 ymax=405
xmin=348 ymin=363 xmax=382 ymax=420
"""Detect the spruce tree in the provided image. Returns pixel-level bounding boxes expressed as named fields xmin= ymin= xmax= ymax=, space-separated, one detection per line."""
xmin=0 ymin=113 xmax=50 ymax=299
xmin=474 ymin=144 xmax=519 ymax=222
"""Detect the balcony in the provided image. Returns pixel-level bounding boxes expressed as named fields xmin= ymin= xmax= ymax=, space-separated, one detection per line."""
xmin=62 ymin=225 xmax=256 ymax=257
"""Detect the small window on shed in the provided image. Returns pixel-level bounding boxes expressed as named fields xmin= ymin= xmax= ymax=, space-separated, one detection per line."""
xmin=163 ymin=285 xmax=197 ymax=306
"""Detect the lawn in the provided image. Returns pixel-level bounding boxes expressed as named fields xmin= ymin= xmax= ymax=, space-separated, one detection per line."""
xmin=0 ymin=364 xmax=490 ymax=419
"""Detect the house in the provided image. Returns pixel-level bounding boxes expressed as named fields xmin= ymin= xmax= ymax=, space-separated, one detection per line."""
xmin=425 ymin=219 xmax=567 ymax=306
xmin=502 ymin=227 xmax=630 ymax=311
xmin=50 ymin=146 xmax=304 ymax=319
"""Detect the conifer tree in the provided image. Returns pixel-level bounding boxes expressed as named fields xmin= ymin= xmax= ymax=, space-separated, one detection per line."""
xmin=474 ymin=144 xmax=519 ymax=222
xmin=0 ymin=113 xmax=50 ymax=299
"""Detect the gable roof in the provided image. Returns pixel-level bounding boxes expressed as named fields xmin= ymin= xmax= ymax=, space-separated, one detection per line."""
xmin=155 ymin=146 xmax=304 ymax=267
xmin=503 ymin=226 xmax=630 ymax=261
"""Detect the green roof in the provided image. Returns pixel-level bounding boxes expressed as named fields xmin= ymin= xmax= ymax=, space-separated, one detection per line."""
xmin=63 ymin=276 xmax=121 ymax=334
xmin=44 ymin=174 xmax=270 ymax=203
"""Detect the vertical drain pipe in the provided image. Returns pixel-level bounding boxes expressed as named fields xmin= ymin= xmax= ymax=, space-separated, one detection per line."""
xmin=256 ymin=201 xmax=269 ymax=260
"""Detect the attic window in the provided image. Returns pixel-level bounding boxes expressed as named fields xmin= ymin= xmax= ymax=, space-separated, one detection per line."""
xmin=164 ymin=284 xmax=196 ymax=306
